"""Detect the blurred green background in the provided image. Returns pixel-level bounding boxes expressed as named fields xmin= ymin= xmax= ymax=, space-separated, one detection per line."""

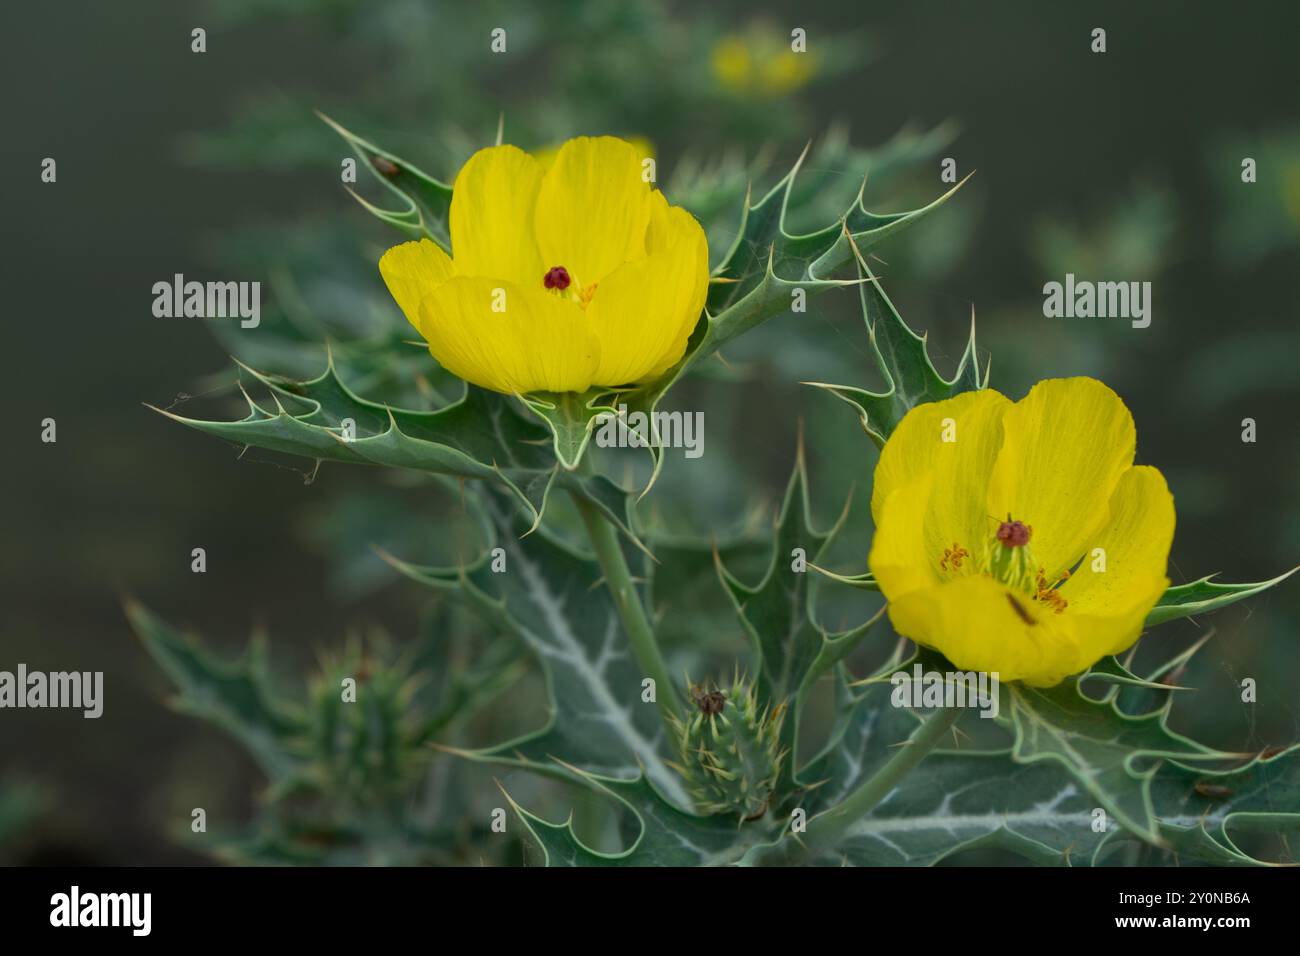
xmin=3 ymin=0 xmax=1298 ymax=864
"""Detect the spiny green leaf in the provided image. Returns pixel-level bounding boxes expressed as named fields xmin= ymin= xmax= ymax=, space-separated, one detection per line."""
xmin=745 ymin=656 xmax=1098 ymax=867
xmin=155 ymin=355 xmax=545 ymax=471
xmin=129 ymin=603 xmax=513 ymax=865
xmin=1086 ymin=647 xmax=1300 ymax=865
xmin=807 ymin=752 xmax=1107 ymax=867
xmin=780 ymin=122 xmax=961 ymax=232
xmin=152 ymin=355 xmax=647 ymax=540
xmin=716 ymin=447 xmax=838 ymax=708
xmin=319 ymin=112 xmax=453 ymax=245
xmin=669 ymin=122 xmax=958 ymax=265
xmin=756 ymin=646 xmax=1297 ymax=866
xmin=501 ymin=763 xmax=777 ymax=867
xmin=1102 ymin=745 xmax=1300 ymax=866
xmin=1092 ymin=638 xmax=1209 ymax=717
xmin=705 ymin=144 xmax=969 ymax=321
xmin=808 ymin=257 xmax=986 ymax=447
xmin=681 ymin=161 xmax=969 ymax=378
xmin=1146 ymin=567 xmax=1299 ymax=627
xmin=796 ymin=651 xmax=939 ymax=817
xmin=126 ymin=600 xmax=307 ymax=782
xmin=591 ymin=151 xmax=968 ymax=494
xmin=814 ymin=742 xmax=1300 ymax=867
xmin=385 ymin=492 xmax=689 ymax=806
xmin=1006 ymin=675 xmax=1242 ymax=844
xmin=810 ymin=566 xmax=878 ymax=591
xmin=714 ymin=448 xmax=884 ymax=797
xmin=641 ymin=526 xmax=773 ymax=649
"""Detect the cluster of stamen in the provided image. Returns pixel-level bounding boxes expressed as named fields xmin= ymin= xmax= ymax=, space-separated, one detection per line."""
xmin=1035 ymin=567 xmax=1070 ymax=614
xmin=939 ymin=543 xmax=969 ymax=572
xmin=934 ymin=515 xmax=1070 ymax=615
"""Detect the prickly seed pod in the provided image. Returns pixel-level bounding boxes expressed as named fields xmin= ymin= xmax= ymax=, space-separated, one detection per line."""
xmin=672 ymin=675 xmax=786 ymax=820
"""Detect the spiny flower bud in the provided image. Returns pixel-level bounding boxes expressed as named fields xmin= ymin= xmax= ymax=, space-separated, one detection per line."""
xmin=671 ymin=675 xmax=786 ymax=820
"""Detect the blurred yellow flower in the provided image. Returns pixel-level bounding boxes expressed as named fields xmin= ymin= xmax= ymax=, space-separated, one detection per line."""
xmin=379 ymin=136 xmax=708 ymax=394
xmin=869 ymin=378 xmax=1175 ymax=686
xmin=711 ymin=31 xmax=816 ymax=96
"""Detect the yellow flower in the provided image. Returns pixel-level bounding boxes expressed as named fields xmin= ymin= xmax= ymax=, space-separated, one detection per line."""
xmin=868 ymin=378 xmax=1175 ymax=686
xmin=378 ymin=136 xmax=708 ymax=395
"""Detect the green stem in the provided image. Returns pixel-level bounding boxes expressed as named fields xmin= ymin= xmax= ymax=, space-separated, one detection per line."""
xmin=569 ymin=489 xmax=680 ymax=734
xmin=754 ymin=704 xmax=962 ymax=864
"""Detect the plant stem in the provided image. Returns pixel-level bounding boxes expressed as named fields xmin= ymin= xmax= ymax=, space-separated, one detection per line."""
xmin=569 ymin=489 xmax=680 ymax=734
xmin=753 ymin=704 xmax=962 ymax=864
xmin=810 ymin=704 xmax=961 ymax=844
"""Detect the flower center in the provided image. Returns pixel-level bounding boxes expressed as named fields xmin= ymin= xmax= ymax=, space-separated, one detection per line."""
xmin=986 ymin=516 xmax=1037 ymax=596
xmin=690 ymin=685 xmax=727 ymax=716
xmin=543 ymin=265 xmax=599 ymax=309
xmin=937 ymin=514 xmax=1070 ymax=615
xmin=996 ymin=519 xmax=1032 ymax=547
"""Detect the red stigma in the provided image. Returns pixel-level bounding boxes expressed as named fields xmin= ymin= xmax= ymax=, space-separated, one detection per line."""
xmin=996 ymin=519 xmax=1032 ymax=548
xmin=543 ymin=266 xmax=571 ymax=291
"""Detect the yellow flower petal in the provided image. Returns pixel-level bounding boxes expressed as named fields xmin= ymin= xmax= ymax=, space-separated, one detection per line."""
xmin=534 ymin=136 xmax=653 ymax=285
xmin=378 ymin=238 xmax=454 ymax=334
xmin=985 ymin=377 xmax=1136 ymax=580
xmin=533 ymin=136 xmax=654 ymax=174
xmin=1058 ymin=464 xmax=1173 ymax=657
xmin=1049 ymin=607 xmax=1153 ymax=686
xmin=870 ymin=388 xmax=1011 ymax=572
xmin=417 ymin=278 xmax=600 ymax=394
xmin=887 ymin=574 xmax=1087 ymax=686
xmin=449 ymin=144 xmax=546 ymax=286
xmin=645 ymin=192 xmax=709 ymax=343
xmin=586 ymin=192 xmax=708 ymax=384
xmin=870 ymin=475 xmax=943 ymax=600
